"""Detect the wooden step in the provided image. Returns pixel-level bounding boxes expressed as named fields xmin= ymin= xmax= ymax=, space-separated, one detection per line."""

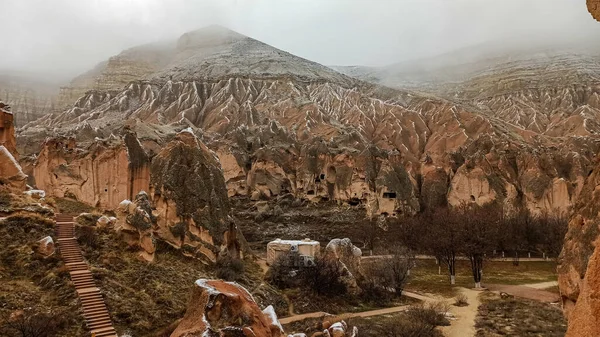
xmin=55 ymin=214 xmax=116 ymax=336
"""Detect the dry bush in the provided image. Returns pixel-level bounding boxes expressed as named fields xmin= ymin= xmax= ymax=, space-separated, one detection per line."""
xmin=407 ymin=302 xmax=451 ymax=328
xmin=215 ymin=257 xmax=245 ymax=281
xmin=453 ymin=293 xmax=469 ymax=307
xmin=266 ymin=256 xmax=347 ymax=296
xmin=53 ymin=197 xmax=94 ymax=214
xmin=76 ymin=225 xmax=99 ymax=249
xmin=2 ymin=309 xmax=66 ymax=337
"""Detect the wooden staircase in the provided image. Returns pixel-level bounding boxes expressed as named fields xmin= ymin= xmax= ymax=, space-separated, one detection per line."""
xmin=55 ymin=214 xmax=118 ymax=337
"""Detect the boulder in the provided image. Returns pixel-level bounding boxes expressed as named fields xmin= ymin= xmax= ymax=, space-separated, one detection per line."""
xmin=324 ymin=238 xmax=363 ymax=294
xmin=322 ymin=321 xmax=358 ymax=337
xmin=115 ymin=192 xmax=156 ymax=262
xmin=24 ymin=189 xmax=45 ymax=199
xmin=37 ymin=236 xmax=55 ymax=257
xmin=170 ymin=279 xmax=285 ymax=337
xmin=96 ymin=215 xmax=117 ymax=228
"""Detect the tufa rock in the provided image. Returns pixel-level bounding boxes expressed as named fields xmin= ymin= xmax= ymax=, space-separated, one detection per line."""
xmin=170 ymin=279 xmax=285 ymax=337
xmin=565 ymin=237 xmax=600 ymax=337
xmin=559 ymin=156 xmax=600 ymax=333
xmin=33 ymin=135 xmax=150 ymax=209
xmin=0 ymin=146 xmax=27 ymax=191
xmin=115 ymin=192 xmax=156 ymax=262
xmin=151 ymin=130 xmax=241 ymax=262
xmin=324 ymin=238 xmax=363 ymax=294
xmin=0 ymin=101 xmax=17 ymax=159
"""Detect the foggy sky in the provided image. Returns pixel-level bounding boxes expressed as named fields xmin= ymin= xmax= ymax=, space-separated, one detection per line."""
xmin=1 ymin=0 xmax=599 ymax=80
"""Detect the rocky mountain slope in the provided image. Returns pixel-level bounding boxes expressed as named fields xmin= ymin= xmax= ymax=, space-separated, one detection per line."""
xmin=0 ymin=72 xmax=60 ymax=126
xmin=19 ymin=26 xmax=600 ymax=217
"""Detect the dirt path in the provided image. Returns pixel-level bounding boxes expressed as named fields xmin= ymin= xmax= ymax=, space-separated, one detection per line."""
xmin=279 ymin=290 xmax=430 ymax=325
xmin=485 ymin=284 xmax=559 ymax=303
xmin=439 ymin=288 xmax=482 ymax=337
xmin=522 ymin=281 xmax=558 ymax=289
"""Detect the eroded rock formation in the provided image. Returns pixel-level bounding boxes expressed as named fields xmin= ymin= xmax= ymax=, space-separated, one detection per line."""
xmin=0 ymin=146 xmax=26 ymax=191
xmin=22 ymin=26 xmax=600 ymax=217
xmin=170 ymin=279 xmax=285 ymax=337
xmin=0 ymin=101 xmax=17 ymax=158
xmin=557 ymin=153 xmax=600 ymax=335
xmin=150 ymin=130 xmax=238 ymax=262
xmin=171 ymin=279 xmax=357 ymax=337
xmin=33 ymin=132 xmax=150 ymax=209
xmin=115 ymin=192 xmax=157 ymax=262
xmin=325 ymin=238 xmax=363 ymax=294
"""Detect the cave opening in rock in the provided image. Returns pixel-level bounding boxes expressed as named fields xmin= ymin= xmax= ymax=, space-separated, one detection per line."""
xmin=470 ymin=195 xmax=476 ymax=201
xmin=383 ymin=192 xmax=397 ymax=199
xmin=307 ymin=190 xmax=315 ymax=195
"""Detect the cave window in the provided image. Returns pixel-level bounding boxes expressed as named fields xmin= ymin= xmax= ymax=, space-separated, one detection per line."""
xmin=314 ymin=177 xmax=321 ymax=183
xmin=307 ymin=190 xmax=315 ymax=195
xmin=104 ymin=188 xmax=108 ymax=193
xmin=320 ymin=174 xmax=325 ymax=180
xmin=383 ymin=192 xmax=397 ymax=199
xmin=470 ymin=195 xmax=475 ymax=201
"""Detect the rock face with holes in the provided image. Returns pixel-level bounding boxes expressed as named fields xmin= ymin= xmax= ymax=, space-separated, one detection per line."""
xmin=170 ymin=279 xmax=286 ymax=337
xmin=33 ymin=132 xmax=150 ymax=209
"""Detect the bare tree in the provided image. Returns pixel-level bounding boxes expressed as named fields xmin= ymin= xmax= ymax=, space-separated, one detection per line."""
xmin=459 ymin=204 xmax=501 ymax=288
xmin=419 ymin=209 xmax=461 ymax=285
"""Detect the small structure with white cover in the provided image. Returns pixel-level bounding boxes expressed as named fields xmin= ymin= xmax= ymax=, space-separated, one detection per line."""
xmin=266 ymin=238 xmax=320 ymax=267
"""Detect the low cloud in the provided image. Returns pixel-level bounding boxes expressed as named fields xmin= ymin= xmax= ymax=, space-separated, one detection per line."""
xmin=0 ymin=0 xmax=598 ymax=78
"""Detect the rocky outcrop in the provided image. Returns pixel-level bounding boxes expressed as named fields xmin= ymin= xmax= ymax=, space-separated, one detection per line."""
xmin=33 ymin=133 xmax=150 ymax=209
xmin=588 ymin=0 xmax=600 ymax=22
xmin=170 ymin=279 xmax=285 ymax=337
xmin=150 ymin=130 xmax=240 ymax=262
xmin=322 ymin=321 xmax=358 ymax=337
xmin=325 ymin=238 xmax=363 ymax=294
xmin=0 ymin=146 xmax=26 ymax=190
xmin=558 ymin=156 xmax=600 ymax=333
xmin=565 ymin=237 xmax=600 ymax=336
xmin=115 ymin=192 xmax=157 ymax=262
xmin=171 ymin=279 xmax=356 ymax=337
xmin=0 ymin=102 xmax=17 ymax=158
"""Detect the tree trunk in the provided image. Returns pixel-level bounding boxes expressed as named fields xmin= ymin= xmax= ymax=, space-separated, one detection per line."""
xmin=449 ymin=254 xmax=456 ymax=285
xmin=513 ymin=251 xmax=519 ymax=266
xmin=469 ymin=254 xmax=483 ymax=288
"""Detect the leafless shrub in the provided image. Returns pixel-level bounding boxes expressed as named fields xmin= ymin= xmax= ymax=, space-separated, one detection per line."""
xmin=215 ymin=257 xmax=245 ymax=281
xmin=453 ymin=293 xmax=469 ymax=307
xmin=2 ymin=309 xmax=65 ymax=337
